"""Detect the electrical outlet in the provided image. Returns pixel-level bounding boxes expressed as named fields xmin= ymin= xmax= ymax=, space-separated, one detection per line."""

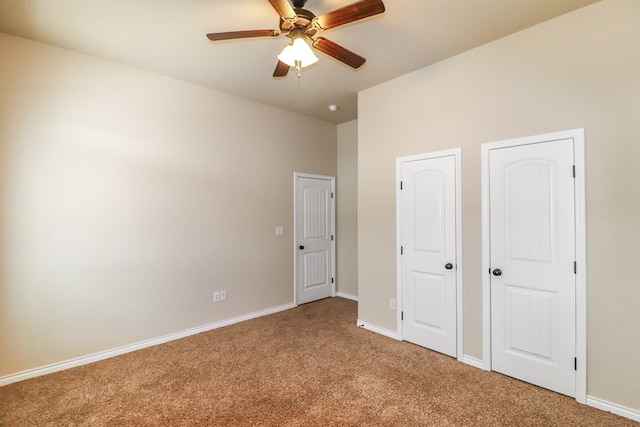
xmin=389 ymin=298 xmax=396 ymax=310
xmin=220 ymin=290 xmax=227 ymax=301
xmin=213 ymin=291 xmax=220 ymax=302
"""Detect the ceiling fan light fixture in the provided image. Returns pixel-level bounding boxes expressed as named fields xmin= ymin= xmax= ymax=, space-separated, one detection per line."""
xmin=277 ymin=37 xmax=318 ymax=68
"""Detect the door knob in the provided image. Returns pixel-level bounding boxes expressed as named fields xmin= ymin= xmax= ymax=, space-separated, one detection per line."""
xmin=445 ymin=263 xmax=454 ymax=270
xmin=492 ymin=268 xmax=502 ymax=276
xmin=299 ymin=245 xmax=305 ymax=250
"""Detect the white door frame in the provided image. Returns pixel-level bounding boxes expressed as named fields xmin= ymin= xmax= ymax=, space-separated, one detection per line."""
xmin=396 ymin=148 xmax=463 ymax=360
xmin=481 ymin=129 xmax=586 ymax=403
xmin=293 ymin=172 xmax=336 ymax=305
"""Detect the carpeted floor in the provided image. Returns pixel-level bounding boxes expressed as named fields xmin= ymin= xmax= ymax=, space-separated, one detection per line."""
xmin=0 ymin=297 xmax=636 ymax=426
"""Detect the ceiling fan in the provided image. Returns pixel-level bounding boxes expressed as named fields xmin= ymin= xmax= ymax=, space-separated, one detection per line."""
xmin=206 ymin=0 xmax=386 ymax=78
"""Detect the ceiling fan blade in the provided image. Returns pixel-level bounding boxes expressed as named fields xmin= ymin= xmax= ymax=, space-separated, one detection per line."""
xmin=313 ymin=37 xmax=366 ymax=69
xmin=273 ymin=60 xmax=290 ymax=77
xmin=314 ymin=0 xmax=385 ymax=30
xmin=267 ymin=0 xmax=297 ymax=20
xmin=206 ymin=29 xmax=280 ymax=41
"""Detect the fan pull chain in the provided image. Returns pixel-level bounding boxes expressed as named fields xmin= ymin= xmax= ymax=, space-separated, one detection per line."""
xmin=295 ymin=60 xmax=302 ymax=81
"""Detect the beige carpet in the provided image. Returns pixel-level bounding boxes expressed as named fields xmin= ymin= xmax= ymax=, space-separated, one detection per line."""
xmin=1 ymin=297 xmax=636 ymax=426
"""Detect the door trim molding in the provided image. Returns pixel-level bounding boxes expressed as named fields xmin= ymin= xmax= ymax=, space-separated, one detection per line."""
xmin=293 ymin=172 xmax=336 ymax=305
xmin=481 ymin=129 xmax=586 ymax=404
xmin=395 ymin=148 xmax=463 ymax=359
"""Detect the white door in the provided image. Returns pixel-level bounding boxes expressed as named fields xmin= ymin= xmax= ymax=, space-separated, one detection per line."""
xmin=489 ymin=139 xmax=576 ymax=397
xmin=295 ymin=174 xmax=334 ymax=305
xmin=400 ymin=154 xmax=458 ymax=357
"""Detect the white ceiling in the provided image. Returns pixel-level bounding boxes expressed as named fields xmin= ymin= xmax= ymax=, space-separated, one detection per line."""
xmin=0 ymin=0 xmax=599 ymax=124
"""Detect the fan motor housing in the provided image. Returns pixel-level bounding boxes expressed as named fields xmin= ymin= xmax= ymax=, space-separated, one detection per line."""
xmin=280 ymin=8 xmax=318 ymax=37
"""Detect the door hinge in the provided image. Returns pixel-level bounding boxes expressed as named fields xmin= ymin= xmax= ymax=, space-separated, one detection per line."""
xmin=573 ymin=165 xmax=576 ymax=178
xmin=401 ymin=311 xmax=404 ymax=320
xmin=331 ymin=277 xmax=334 ymax=284
xmin=331 ymin=235 xmax=334 ymax=241
xmin=331 ymin=192 xmax=334 ymax=199
xmin=400 ymin=181 xmax=403 ymax=190
xmin=574 ymin=261 xmax=577 ymax=274
xmin=400 ymin=246 xmax=404 ymax=255
xmin=574 ymin=357 xmax=577 ymax=371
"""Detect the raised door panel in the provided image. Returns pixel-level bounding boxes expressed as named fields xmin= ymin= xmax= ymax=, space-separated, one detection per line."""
xmin=505 ymin=161 xmax=555 ymax=263
xmin=412 ymin=272 xmax=446 ymax=333
xmin=303 ymin=186 xmax=329 ymax=240
xmin=504 ymin=285 xmax=556 ymax=362
xmin=412 ymin=171 xmax=446 ymax=254
xmin=303 ymin=250 xmax=329 ymax=290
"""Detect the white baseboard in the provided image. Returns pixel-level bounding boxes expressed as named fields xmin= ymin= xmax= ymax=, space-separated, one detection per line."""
xmin=335 ymin=292 xmax=358 ymax=301
xmin=587 ymin=395 xmax=640 ymax=422
xmin=0 ymin=302 xmax=296 ymax=387
xmin=356 ymin=319 xmax=401 ymax=340
xmin=6 ymin=307 xmax=638 ymax=425
xmin=459 ymin=355 xmax=484 ymax=370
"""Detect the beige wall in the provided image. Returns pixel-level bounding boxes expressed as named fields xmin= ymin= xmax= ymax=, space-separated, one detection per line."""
xmin=0 ymin=34 xmax=336 ymax=377
xmin=358 ymin=0 xmax=639 ymax=411
xmin=336 ymin=120 xmax=358 ymax=298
